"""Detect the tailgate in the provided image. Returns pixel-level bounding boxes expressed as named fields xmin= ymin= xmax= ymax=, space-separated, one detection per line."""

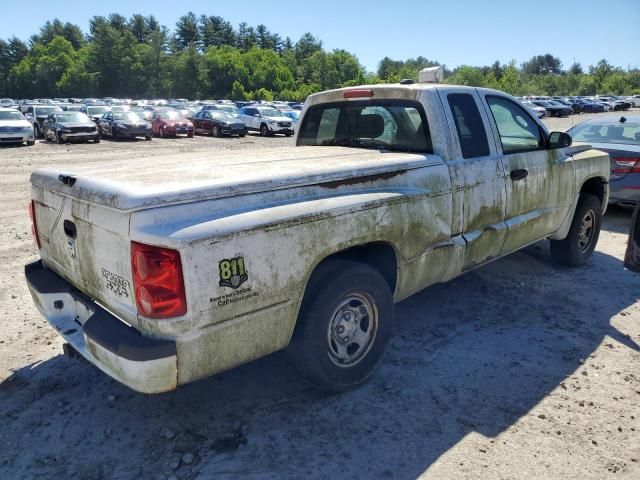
xmin=31 ymin=184 xmax=138 ymax=325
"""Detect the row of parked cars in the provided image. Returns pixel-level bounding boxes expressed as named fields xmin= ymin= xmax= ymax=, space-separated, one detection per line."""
xmin=519 ymin=95 xmax=640 ymax=118
xmin=0 ymin=98 xmax=303 ymax=146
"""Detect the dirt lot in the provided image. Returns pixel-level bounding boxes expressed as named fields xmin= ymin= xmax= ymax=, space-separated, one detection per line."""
xmin=1 ymin=112 xmax=639 ymax=480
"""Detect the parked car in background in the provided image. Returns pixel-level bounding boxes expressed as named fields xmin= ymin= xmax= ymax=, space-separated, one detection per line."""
xmin=151 ymin=110 xmax=194 ymax=138
xmin=568 ymin=115 xmax=640 ymax=208
xmin=98 ymin=111 xmax=152 ymax=140
xmin=282 ymin=110 xmax=301 ymax=127
xmin=24 ymin=104 xmax=64 ymax=137
xmin=81 ymin=105 xmax=111 ymax=124
xmin=522 ymin=101 xmax=546 ymax=118
xmin=43 ymin=111 xmax=100 ymax=144
xmin=239 ymin=106 xmax=293 ymax=136
xmin=214 ymin=104 xmax=240 ymax=117
xmin=531 ymin=100 xmax=572 ymax=117
xmin=192 ymin=110 xmax=246 ymax=137
xmin=0 ymin=108 xmax=35 ymax=146
xmin=575 ymin=99 xmax=606 ymax=113
xmin=0 ymin=98 xmax=16 ymax=108
xmin=627 ymin=95 xmax=640 ymax=108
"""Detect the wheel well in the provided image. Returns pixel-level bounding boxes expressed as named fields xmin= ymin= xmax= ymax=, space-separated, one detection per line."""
xmin=580 ymin=177 xmax=606 ymax=207
xmin=316 ymin=242 xmax=398 ymax=293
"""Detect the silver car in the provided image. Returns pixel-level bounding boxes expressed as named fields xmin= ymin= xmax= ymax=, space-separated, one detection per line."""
xmin=0 ymin=108 xmax=35 ymax=146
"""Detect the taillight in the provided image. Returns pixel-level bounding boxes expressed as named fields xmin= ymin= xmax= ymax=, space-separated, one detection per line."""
xmin=131 ymin=241 xmax=187 ymax=319
xmin=27 ymin=200 xmax=41 ymax=249
xmin=612 ymin=157 xmax=640 ymax=174
xmin=343 ymin=89 xmax=374 ymax=99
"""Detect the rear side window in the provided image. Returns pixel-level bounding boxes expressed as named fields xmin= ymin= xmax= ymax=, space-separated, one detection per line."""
xmin=298 ymin=100 xmax=432 ymax=153
xmin=487 ymin=96 xmax=544 ymax=154
xmin=447 ymin=94 xmax=490 ymax=158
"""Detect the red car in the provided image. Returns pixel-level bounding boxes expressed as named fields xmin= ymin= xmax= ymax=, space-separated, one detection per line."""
xmin=151 ymin=110 xmax=194 ymax=138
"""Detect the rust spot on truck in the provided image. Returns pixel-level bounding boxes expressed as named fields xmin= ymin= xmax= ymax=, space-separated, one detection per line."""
xmin=319 ymin=170 xmax=407 ymax=189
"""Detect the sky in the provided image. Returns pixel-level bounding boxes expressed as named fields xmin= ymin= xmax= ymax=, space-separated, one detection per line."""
xmin=1 ymin=0 xmax=639 ymax=72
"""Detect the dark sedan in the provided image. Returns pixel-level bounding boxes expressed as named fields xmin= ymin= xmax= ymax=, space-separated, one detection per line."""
xmin=531 ymin=100 xmax=572 ymax=117
xmin=43 ymin=111 xmax=100 ymax=144
xmin=192 ymin=110 xmax=247 ymax=137
xmin=98 ymin=111 xmax=152 ymax=140
xmin=568 ymin=115 xmax=640 ymax=208
xmin=574 ymin=99 xmax=606 ymax=113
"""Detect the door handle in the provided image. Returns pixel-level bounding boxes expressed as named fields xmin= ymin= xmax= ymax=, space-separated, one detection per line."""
xmin=510 ymin=169 xmax=528 ymax=181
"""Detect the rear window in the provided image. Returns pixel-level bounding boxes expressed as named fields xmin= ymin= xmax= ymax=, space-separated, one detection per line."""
xmin=569 ymin=122 xmax=640 ymax=146
xmin=297 ymin=100 xmax=432 ymax=153
xmin=447 ymin=94 xmax=490 ymax=158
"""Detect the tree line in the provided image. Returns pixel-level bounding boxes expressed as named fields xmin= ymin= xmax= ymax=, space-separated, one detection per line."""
xmin=0 ymin=14 xmax=638 ymax=101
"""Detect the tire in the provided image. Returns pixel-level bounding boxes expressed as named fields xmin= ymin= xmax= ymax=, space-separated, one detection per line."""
xmin=239 ymin=133 xmax=246 ymax=138
xmin=260 ymin=123 xmax=269 ymax=137
xmin=550 ymin=193 xmax=602 ymax=267
xmin=284 ymin=132 xmax=292 ymax=137
xmin=286 ymin=259 xmax=394 ymax=392
xmin=94 ymin=136 xmax=100 ymax=144
xmin=145 ymin=135 xmax=152 ymax=141
xmin=187 ymin=132 xmax=194 ymax=138
xmin=34 ymin=124 xmax=41 ymax=138
xmin=160 ymin=127 xmax=165 ymax=138
xmin=56 ymin=132 xmax=64 ymax=144
xmin=212 ymin=125 xmax=221 ymax=137
xmin=26 ymin=140 xmax=35 ymax=146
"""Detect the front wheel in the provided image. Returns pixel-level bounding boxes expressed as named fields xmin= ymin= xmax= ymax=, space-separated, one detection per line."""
xmin=286 ymin=259 xmax=394 ymax=392
xmin=550 ymin=193 xmax=602 ymax=267
xmin=260 ymin=124 xmax=269 ymax=137
xmin=212 ymin=125 xmax=221 ymax=137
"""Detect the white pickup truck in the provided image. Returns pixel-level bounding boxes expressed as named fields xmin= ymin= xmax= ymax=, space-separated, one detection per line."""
xmin=25 ymin=81 xmax=609 ymax=394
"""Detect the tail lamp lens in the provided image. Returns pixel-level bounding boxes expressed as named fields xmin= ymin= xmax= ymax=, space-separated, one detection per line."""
xmin=27 ymin=200 xmax=41 ymax=249
xmin=131 ymin=241 xmax=187 ymax=319
xmin=612 ymin=157 xmax=640 ymax=174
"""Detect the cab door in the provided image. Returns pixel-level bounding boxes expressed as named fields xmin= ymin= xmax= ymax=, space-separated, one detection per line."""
xmin=479 ymin=93 xmax=575 ymax=254
xmin=439 ymin=89 xmax=508 ymax=270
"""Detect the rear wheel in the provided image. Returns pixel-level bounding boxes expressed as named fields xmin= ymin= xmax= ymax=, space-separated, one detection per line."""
xmin=94 ymin=136 xmax=100 ymax=143
xmin=56 ymin=132 xmax=64 ymax=144
xmin=26 ymin=140 xmax=35 ymax=146
xmin=34 ymin=124 xmax=41 ymax=138
xmin=286 ymin=259 xmax=394 ymax=392
xmin=145 ymin=135 xmax=152 ymax=141
xmin=550 ymin=193 xmax=602 ymax=267
xmin=212 ymin=125 xmax=221 ymax=137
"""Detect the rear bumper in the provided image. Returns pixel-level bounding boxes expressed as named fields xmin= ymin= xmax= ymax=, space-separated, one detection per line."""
xmin=25 ymin=260 xmax=177 ymax=394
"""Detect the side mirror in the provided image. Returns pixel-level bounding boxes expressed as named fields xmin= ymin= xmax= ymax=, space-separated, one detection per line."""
xmin=254 ymin=113 xmax=260 ymax=117
xmin=549 ymin=131 xmax=572 ymax=149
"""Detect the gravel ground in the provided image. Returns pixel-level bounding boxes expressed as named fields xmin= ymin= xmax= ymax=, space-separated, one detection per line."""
xmin=0 ymin=112 xmax=638 ymax=480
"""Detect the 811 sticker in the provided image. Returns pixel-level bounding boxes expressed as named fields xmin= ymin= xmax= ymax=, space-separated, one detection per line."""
xmin=219 ymin=257 xmax=248 ymax=289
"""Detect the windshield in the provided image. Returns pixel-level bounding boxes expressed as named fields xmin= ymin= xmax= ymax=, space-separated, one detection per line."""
xmin=87 ymin=106 xmax=109 ymax=115
xmin=257 ymin=108 xmax=281 ymax=118
xmin=298 ymin=100 xmax=432 ymax=153
xmin=0 ymin=111 xmax=25 ymax=121
xmin=570 ymin=122 xmax=640 ymax=146
xmin=210 ymin=111 xmax=235 ymax=121
xmin=35 ymin=106 xmax=62 ymax=116
xmin=217 ymin=105 xmax=239 ymax=115
xmin=55 ymin=112 xmax=88 ymax=122
xmin=159 ymin=111 xmax=183 ymax=120
xmin=113 ymin=112 xmax=143 ymax=122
